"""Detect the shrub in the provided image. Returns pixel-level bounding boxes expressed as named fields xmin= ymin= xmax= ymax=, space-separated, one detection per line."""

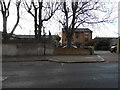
xmin=95 ymin=39 xmax=110 ymax=50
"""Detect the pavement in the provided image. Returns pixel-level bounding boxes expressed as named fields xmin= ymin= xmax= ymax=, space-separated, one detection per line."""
xmin=2 ymin=50 xmax=119 ymax=63
xmin=48 ymin=55 xmax=104 ymax=63
xmin=2 ymin=54 xmax=105 ymax=63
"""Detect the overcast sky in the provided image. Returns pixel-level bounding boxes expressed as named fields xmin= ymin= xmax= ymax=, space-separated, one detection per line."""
xmin=0 ymin=0 xmax=119 ymax=38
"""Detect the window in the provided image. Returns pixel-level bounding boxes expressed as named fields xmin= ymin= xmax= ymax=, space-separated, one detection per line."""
xmin=75 ymin=33 xmax=79 ymax=39
xmin=85 ymin=38 xmax=89 ymax=42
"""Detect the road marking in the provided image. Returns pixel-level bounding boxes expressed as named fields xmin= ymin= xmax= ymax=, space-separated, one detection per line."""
xmin=97 ymin=55 xmax=105 ymax=62
xmin=61 ymin=63 xmax=64 ymax=66
xmin=0 ymin=76 xmax=8 ymax=81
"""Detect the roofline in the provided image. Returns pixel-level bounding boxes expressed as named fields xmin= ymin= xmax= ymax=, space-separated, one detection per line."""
xmin=62 ymin=28 xmax=92 ymax=32
xmin=62 ymin=28 xmax=91 ymax=30
xmin=94 ymin=37 xmax=118 ymax=39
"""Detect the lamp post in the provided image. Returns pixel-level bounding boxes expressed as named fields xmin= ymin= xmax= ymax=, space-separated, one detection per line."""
xmin=43 ymin=27 xmax=46 ymax=55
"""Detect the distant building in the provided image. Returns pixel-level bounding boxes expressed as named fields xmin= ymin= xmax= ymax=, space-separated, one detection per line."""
xmin=62 ymin=28 xmax=92 ymax=47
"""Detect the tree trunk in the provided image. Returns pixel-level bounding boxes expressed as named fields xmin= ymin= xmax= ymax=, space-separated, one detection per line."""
xmin=9 ymin=2 xmax=20 ymax=39
xmin=66 ymin=31 xmax=73 ymax=48
xmin=66 ymin=37 xmax=72 ymax=48
xmin=3 ymin=16 xmax=8 ymax=39
xmin=38 ymin=24 xmax=42 ymax=39
xmin=34 ymin=8 xmax=38 ymax=39
xmin=38 ymin=2 xmax=42 ymax=40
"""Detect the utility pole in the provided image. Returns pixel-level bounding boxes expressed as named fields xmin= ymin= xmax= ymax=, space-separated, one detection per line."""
xmin=43 ymin=27 xmax=46 ymax=55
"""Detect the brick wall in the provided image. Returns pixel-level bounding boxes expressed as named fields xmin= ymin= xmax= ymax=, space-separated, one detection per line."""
xmin=54 ymin=48 xmax=91 ymax=55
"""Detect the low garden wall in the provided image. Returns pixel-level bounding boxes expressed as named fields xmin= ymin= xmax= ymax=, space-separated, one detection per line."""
xmin=54 ymin=48 xmax=93 ymax=55
xmin=2 ymin=40 xmax=94 ymax=56
xmin=2 ymin=40 xmax=54 ymax=56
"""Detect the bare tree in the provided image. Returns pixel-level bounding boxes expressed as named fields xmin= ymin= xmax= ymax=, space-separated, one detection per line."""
xmin=0 ymin=0 xmax=21 ymax=39
xmin=58 ymin=0 xmax=114 ymax=47
xmin=23 ymin=0 xmax=38 ymax=38
xmin=23 ymin=0 xmax=61 ymax=39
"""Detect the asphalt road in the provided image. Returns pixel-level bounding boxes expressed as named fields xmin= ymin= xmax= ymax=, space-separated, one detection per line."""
xmin=2 ymin=61 xmax=118 ymax=88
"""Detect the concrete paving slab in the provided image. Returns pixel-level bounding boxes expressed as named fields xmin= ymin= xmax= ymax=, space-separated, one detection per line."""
xmin=48 ymin=55 xmax=104 ymax=63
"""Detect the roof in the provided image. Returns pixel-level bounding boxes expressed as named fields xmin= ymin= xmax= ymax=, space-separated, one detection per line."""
xmin=75 ymin=28 xmax=92 ymax=32
xmin=62 ymin=28 xmax=92 ymax=33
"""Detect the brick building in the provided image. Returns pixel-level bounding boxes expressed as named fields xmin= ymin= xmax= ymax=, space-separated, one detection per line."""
xmin=62 ymin=28 xmax=92 ymax=47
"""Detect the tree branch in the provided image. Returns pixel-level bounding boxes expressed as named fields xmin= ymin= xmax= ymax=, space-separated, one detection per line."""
xmin=23 ymin=0 xmax=35 ymax=17
xmin=6 ymin=0 xmax=11 ymax=18
xmin=7 ymin=0 xmax=11 ymax=9
xmin=70 ymin=2 xmax=78 ymax=30
xmin=9 ymin=0 xmax=21 ymax=37
xmin=42 ymin=2 xmax=61 ymax=22
xmin=3 ymin=1 xmax=6 ymax=11
xmin=0 ymin=0 xmax=4 ymax=14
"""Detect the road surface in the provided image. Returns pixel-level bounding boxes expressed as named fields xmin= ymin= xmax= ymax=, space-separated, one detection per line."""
xmin=2 ymin=51 xmax=118 ymax=88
